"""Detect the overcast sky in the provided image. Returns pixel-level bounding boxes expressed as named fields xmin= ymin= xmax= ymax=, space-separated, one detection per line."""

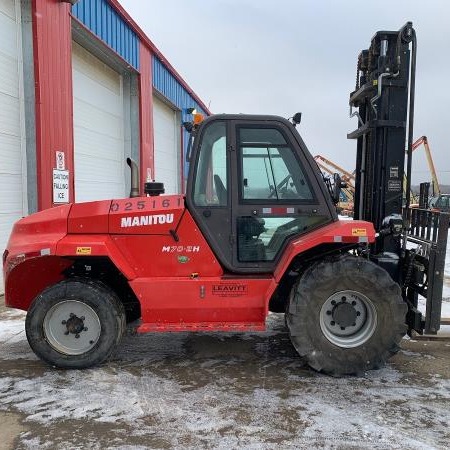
xmin=121 ymin=0 xmax=450 ymax=186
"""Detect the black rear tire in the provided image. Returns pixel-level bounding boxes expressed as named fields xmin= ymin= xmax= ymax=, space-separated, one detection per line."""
xmin=26 ymin=279 xmax=125 ymax=369
xmin=286 ymin=257 xmax=407 ymax=375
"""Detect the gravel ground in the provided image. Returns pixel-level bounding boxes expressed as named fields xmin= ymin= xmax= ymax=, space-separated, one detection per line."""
xmin=1 ymin=299 xmax=450 ymax=450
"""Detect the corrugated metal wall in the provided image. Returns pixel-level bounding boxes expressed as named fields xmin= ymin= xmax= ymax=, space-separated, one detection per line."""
xmin=152 ymin=57 xmax=207 ymax=119
xmin=71 ymin=0 xmax=139 ymax=70
xmin=152 ymin=56 xmax=208 ymax=181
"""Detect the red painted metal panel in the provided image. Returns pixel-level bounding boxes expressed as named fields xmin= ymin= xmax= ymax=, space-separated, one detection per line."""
xmin=32 ymin=0 xmax=74 ymax=210
xmin=56 ymin=234 xmax=137 ymax=280
xmin=273 ymin=220 xmax=376 ymax=282
xmin=5 ymin=257 xmax=73 ymax=310
xmin=131 ymin=276 xmax=273 ymax=331
xmin=68 ymin=200 xmax=112 ymax=234
xmin=5 ymin=204 xmax=70 ymax=258
xmin=108 ymin=195 xmax=184 ymax=235
xmin=111 ymin=207 xmax=223 ymax=278
xmin=138 ymin=42 xmax=154 ymax=188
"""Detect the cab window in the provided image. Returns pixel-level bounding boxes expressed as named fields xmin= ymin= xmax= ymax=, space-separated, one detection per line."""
xmin=193 ymin=121 xmax=228 ymax=206
xmin=236 ymin=126 xmax=325 ymax=263
xmin=239 ymin=127 xmax=313 ymax=202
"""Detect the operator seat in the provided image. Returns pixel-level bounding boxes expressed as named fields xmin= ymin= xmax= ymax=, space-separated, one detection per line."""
xmin=237 ymin=217 xmax=267 ymax=262
xmin=214 ymin=174 xmax=227 ymax=206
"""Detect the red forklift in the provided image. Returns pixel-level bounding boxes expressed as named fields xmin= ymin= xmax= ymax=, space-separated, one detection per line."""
xmin=3 ymin=23 xmax=448 ymax=375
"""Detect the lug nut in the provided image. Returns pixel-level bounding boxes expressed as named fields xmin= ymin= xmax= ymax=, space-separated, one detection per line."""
xmin=341 ymin=326 xmax=346 ymax=330
xmin=331 ymin=300 xmax=336 ymax=305
xmin=341 ymin=296 xmax=346 ymax=301
xmin=70 ymin=313 xmax=75 ymax=318
xmin=75 ymin=334 xmax=80 ymax=339
xmin=84 ymin=327 xmax=88 ymax=331
xmin=80 ymin=316 xmax=85 ymax=321
xmin=352 ymin=323 xmax=356 ymax=327
xmin=64 ymin=331 xmax=69 ymax=335
xmin=61 ymin=320 xmax=67 ymax=325
xmin=352 ymin=301 xmax=356 ymax=306
xmin=89 ymin=340 xmax=94 ymax=345
xmin=326 ymin=311 xmax=332 ymax=315
xmin=356 ymin=311 xmax=361 ymax=316
xmin=330 ymin=321 xmax=335 ymax=326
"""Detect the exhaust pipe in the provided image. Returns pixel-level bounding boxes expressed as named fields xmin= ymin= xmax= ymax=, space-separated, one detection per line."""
xmin=126 ymin=158 xmax=140 ymax=198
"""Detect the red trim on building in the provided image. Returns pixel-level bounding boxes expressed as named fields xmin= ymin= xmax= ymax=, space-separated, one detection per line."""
xmin=138 ymin=42 xmax=154 ymax=191
xmin=107 ymin=0 xmax=211 ymax=115
xmin=32 ymin=0 xmax=74 ymax=210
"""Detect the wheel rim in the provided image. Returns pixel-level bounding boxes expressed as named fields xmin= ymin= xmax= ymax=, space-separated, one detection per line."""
xmin=319 ymin=290 xmax=377 ymax=348
xmin=43 ymin=300 xmax=101 ymax=355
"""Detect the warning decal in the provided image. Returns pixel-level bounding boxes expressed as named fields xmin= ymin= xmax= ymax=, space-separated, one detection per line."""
xmin=76 ymin=247 xmax=92 ymax=255
xmin=351 ymin=228 xmax=367 ymax=237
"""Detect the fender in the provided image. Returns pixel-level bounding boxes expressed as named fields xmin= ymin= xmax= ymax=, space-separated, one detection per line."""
xmin=56 ymin=235 xmax=137 ymax=280
xmin=273 ymin=220 xmax=376 ymax=283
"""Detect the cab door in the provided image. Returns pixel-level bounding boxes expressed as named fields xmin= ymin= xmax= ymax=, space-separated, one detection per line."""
xmin=187 ymin=116 xmax=336 ymax=274
xmin=187 ymin=120 xmax=233 ymax=268
xmin=230 ymin=119 xmax=334 ymax=272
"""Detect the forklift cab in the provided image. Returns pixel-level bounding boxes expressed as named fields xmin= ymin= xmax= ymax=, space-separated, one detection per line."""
xmin=186 ymin=115 xmax=337 ymax=273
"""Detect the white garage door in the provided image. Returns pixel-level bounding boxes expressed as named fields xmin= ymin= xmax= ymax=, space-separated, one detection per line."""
xmin=0 ymin=0 xmax=25 ymax=293
xmin=72 ymin=42 xmax=125 ymax=203
xmin=153 ymin=96 xmax=179 ymax=194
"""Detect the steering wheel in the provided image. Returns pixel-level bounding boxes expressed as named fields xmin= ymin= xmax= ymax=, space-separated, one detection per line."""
xmin=268 ymin=174 xmax=293 ymax=199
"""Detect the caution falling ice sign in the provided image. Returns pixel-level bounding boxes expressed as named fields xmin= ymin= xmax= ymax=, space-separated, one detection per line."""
xmin=53 ymin=169 xmax=69 ymax=204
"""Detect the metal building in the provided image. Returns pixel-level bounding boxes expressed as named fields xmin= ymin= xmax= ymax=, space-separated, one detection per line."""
xmin=0 ymin=0 xmax=209 ymax=292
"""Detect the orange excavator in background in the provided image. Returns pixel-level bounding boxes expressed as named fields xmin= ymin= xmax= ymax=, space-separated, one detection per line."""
xmin=316 ymin=136 xmax=441 ymax=214
xmin=411 ymin=136 xmax=440 ymax=196
xmin=314 ymin=155 xmax=355 ymax=215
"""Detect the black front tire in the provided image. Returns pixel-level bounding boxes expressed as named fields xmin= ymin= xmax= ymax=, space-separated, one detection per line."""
xmin=26 ymin=279 xmax=125 ymax=369
xmin=286 ymin=257 xmax=407 ymax=375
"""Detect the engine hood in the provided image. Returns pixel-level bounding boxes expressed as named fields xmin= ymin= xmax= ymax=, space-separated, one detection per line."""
xmin=67 ymin=195 xmax=185 ymax=235
xmin=108 ymin=195 xmax=185 ymax=235
xmin=6 ymin=204 xmax=71 ymax=255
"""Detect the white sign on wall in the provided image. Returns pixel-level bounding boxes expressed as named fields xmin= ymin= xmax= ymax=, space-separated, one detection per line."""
xmin=53 ymin=169 xmax=69 ymax=204
xmin=56 ymin=151 xmax=65 ymax=170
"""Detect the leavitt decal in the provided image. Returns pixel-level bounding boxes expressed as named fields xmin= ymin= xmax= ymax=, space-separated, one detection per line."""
xmin=212 ymin=284 xmax=248 ymax=297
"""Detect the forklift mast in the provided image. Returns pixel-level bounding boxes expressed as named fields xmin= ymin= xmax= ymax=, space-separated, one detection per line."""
xmin=349 ymin=23 xmax=449 ymax=335
xmin=348 ymin=23 xmax=414 ymax=254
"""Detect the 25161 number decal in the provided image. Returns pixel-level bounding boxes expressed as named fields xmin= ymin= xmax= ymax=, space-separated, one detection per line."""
xmin=109 ymin=197 xmax=182 ymax=213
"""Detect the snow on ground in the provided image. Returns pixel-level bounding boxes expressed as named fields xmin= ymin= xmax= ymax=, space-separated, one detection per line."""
xmin=1 ymin=310 xmax=450 ymax=449
xmin=0 ymin=232 xmax=449 ymax=448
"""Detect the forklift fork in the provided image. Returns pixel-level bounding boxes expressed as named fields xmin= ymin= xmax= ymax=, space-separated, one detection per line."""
xmin=404 ymin=208 xmax=449 ymax=335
